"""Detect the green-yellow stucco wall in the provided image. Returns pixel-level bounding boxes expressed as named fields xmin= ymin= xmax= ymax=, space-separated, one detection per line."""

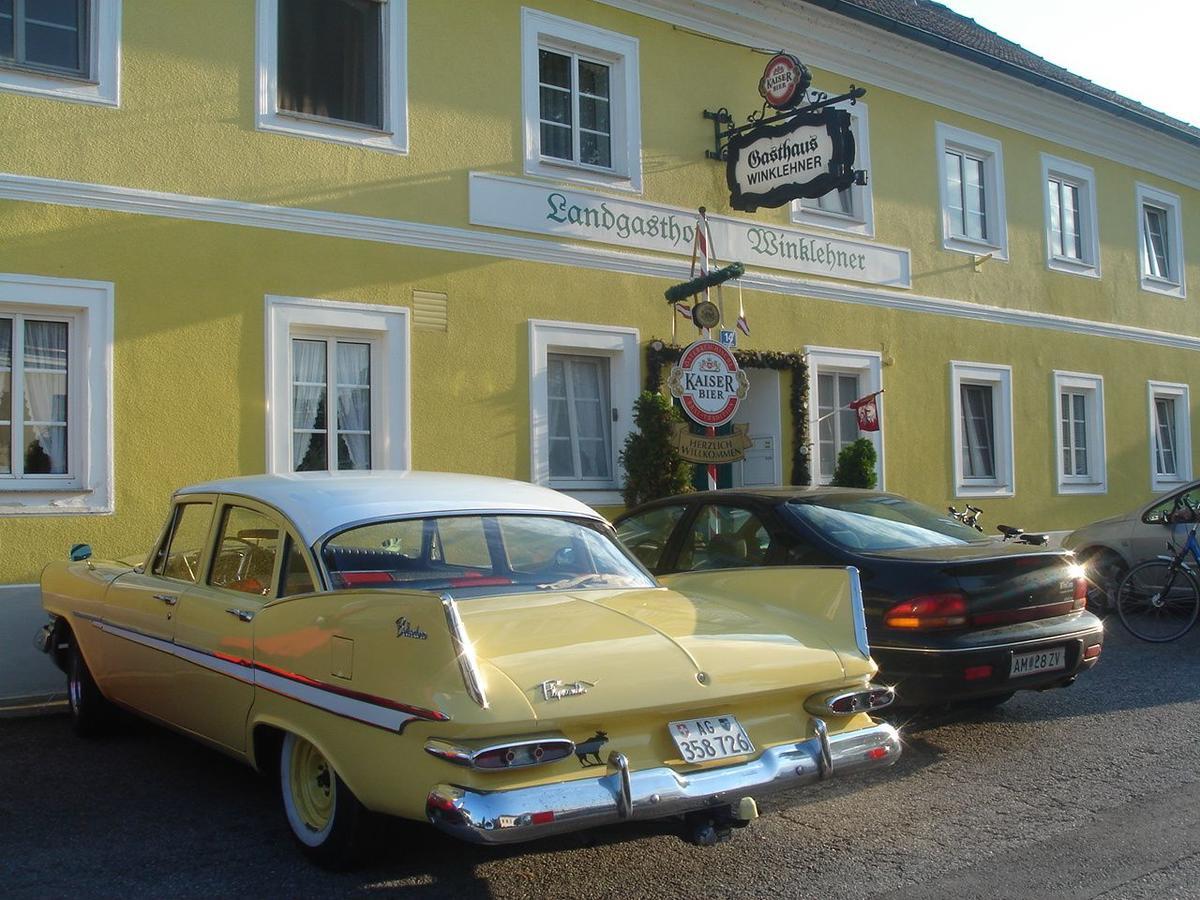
xmin=0 ymin=0 xmax=1197 ymax=583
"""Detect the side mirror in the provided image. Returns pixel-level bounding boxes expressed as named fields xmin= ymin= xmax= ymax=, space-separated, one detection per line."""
xmin=69 ymin=543 xmax=93 ymax=562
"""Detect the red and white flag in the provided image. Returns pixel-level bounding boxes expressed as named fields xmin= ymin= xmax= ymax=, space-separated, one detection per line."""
xmin=849 ymin=392 xmax=881 ymax=432
xmin=675 ymin=303 xmax=694 ymax=322
xmin=736 ymin=295 xmax=750 ymax=336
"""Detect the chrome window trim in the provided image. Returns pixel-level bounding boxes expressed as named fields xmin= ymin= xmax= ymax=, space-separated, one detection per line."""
xmin=847 ymin=566 xmax=871 ymax=658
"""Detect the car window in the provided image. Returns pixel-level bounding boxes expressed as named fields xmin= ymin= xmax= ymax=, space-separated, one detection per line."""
xmin=787 ymin=494 xmax=992 ymax=551
xmin=209 ymin=505 xmax=281 ymax=596
xmin=153 ymin=502 xmax=214 ymax=583
xmin=678 ymin=505 xmax=771 ymax=571
xmin=278 ymin=535 xmax=317 ymax=597
xmin=784 ymin=537 xmax=838 ymax=566
xmin=1144 ymin=487 xmax=1200 ymax=524
xmin=615 ymin=505 xmax=686 ymax=570
xmin=322 ymin=514 xmax=655 ymax=596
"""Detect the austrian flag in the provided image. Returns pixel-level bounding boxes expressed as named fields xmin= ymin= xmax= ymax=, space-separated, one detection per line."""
xmin=849 ymin=392 xmax=881 ymax=432
xmin=736 ymin=296 xmax=750 ymax=336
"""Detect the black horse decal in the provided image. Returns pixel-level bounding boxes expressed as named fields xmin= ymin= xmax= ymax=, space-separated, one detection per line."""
xmin=575 ymin=731 xmax=609 ymax=767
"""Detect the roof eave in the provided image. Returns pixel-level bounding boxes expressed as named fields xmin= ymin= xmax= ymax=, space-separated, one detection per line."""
xmin=800 ymin=0 xmax=1200 ymax=149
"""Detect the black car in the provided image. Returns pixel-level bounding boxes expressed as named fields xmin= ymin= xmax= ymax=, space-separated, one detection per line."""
xmin=614 ymin=488 xmax=1104 ymax=708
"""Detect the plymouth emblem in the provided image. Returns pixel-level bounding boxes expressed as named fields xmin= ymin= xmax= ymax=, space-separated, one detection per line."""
xmin=395 ymin=617 xmax=428 ymax=640
xmin=539 ymin=678 xmax=596 ymax=701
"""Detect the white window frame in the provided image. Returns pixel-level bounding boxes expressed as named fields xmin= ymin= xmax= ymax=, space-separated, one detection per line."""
xmin=804 ymin=346 xmax=884 ymax=488
xmin=1053 ymin=371 xmax=1106 ymax=494
xmin=0 ymin=273 xmax=112 ymax=515
xmin=950 ymin=361 xmax=1014 ymax=498
xmin=1135 ymin=183 xmax=1186 ymax=299
xmin=521 ymin=7 xmax=642 ymax=193
xmin=265 ymin=295 xmax=410 ymax=474
xmin=935 ymin=123 xmax=1008 ymax=261
xmin=1148 ymin=380 xmax=1191 ymax=491
xmin=791 ymin=90 xmax=874 ymax=237
xmin=0 ymin=0 xmax=119 ymax=106
xmin=255 ymin=0 xmax=408 ymax=154
xmin=288 ymin=334 xmax=379 ymax=473
xmin=529 ymin=319 xmax=638 ymax=505
xmin=1041 ymin=155 xmax=1100 ymax=279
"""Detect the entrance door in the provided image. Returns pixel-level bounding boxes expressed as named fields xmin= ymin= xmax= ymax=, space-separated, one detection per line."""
xmin=171 ymin=500 xmax=281 ymax=751
xmin=733 ymin=368 xmax=782 ymax=488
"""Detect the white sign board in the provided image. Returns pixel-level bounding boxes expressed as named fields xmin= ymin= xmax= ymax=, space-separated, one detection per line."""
xmin=731 ymin=124 xmax=834 ymax=198
xmin=469 ymin=173 xmax=910 ymax=288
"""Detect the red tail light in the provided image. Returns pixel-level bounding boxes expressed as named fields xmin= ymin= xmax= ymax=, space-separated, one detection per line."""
xmin=884 ymin=594 xmax=967 ymax=630
xmin=1073 ymin=577 xmax=1088 ymax=610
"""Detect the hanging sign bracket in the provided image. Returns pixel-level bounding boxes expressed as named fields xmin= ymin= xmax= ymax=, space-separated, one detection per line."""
xmin=704 ymin=85 xmax=866 ymax=162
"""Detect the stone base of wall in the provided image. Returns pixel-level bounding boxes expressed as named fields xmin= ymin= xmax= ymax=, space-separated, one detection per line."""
xmin=0 ymin=585 xmax=66 ymax=712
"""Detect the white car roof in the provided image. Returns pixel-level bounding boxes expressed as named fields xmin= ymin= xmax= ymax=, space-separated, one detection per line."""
xmin=176 ymin=471 xmax=605 ymax=545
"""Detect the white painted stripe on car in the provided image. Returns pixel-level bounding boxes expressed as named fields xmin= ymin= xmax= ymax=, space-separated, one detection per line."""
xmin=74 ymin=612 xmax=425 ymax=730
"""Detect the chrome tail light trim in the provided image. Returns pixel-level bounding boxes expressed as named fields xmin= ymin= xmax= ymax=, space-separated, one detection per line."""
xmin=804 ymin=684 xmax=896 ymax=717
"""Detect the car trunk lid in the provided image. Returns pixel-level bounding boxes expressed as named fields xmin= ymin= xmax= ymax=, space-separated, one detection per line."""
xmin=457 ymin=586 xmax=849 ymax=720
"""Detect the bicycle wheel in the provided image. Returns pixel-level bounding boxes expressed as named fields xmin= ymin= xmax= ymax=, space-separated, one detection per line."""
xmin=1116 ymin=560 xmax=1200 ymax=642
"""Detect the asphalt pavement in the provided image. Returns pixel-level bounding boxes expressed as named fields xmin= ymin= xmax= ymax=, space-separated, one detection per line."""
xmin=4 ymin=621 xmax=1200 ymax=899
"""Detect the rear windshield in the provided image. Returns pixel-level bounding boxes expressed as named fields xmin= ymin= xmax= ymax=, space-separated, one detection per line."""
xmin=786 ymin=495 xmax=993 ymax=551
xmin=321 ymin=514 xmax=656 ymax=596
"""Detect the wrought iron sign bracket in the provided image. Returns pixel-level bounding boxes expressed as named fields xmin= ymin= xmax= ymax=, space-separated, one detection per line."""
xmin=703 ymin=85 xmax=867 ymax=162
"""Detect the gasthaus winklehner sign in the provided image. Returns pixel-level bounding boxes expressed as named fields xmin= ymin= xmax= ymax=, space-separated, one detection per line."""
xmin=725 ymin=108 xmax=857 ymax=213
xmin=468 ymin=173 xmax=911 ymax=288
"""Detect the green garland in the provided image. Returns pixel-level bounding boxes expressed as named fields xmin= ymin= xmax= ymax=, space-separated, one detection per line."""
xmin=644 ymin=340 xmax=810 ymax=485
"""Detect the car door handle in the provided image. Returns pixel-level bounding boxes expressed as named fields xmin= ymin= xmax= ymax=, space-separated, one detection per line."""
xmin=225 ymin=608 xmax=255 ymax=622
xmin=153 ymin=593 xmax=178 ymax=606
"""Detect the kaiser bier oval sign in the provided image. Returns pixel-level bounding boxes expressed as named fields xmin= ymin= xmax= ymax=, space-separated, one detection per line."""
xmin=758 ymin=52 xmax=810 ymax=110
xmin=667 ymin=340 xmax=750 ymax=427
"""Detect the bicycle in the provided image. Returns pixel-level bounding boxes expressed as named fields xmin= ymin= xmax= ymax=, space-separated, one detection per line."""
xmin=948 ymin=504 xmax=984 ymax=532
xmin=1115 ymin=496 xmax=1200 ymax=642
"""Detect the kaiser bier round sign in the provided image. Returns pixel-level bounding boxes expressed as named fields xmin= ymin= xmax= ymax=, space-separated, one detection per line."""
xmin=667 ymin=340 xmax=750 ymax=427
xmin=758 ymin=52 xmax=811 ymax=110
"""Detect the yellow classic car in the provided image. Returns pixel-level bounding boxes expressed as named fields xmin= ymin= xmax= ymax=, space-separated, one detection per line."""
xmin=37 ymin=472 xmax=900 ymax=866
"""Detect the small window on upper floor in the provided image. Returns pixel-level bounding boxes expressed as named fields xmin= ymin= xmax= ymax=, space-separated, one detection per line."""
xmin=792 ymin=91 xmax=874 ymax=236
xmin=1 ymin=0 xmax=88 ymax=77
xmin=256 ymin=0 xmax=408 ymax=153
xmin=1136 ymin=184 xmax=1185 ymax=298
xmin=1042 ymin=155 xmax=1100 ymax=278
xmin=0 ymin=0 xmax=117 ymax=105
xmin=936 ymin=123 xmax=1008 ymax=261
xmin=522 ymin=8 xmax=642 ymax=192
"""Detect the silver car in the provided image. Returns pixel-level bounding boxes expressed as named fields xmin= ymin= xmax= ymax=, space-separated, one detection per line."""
xmin=1063 ymin=481 xmax=1200 ymax=612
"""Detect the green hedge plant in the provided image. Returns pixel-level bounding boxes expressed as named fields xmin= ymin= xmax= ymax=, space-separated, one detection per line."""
xmin=619 ymin=391 xmax=694 ymax=507
xmin=831 ymin=437 xmax=877 ymax=489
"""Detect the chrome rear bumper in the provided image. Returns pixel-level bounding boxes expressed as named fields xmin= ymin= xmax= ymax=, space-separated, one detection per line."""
xmin=426 ymin=719 xmax=900 ymax=844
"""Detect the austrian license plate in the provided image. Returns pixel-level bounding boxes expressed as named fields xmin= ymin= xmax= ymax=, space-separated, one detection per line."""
xmin=1010 ymin=646 xmax=1066 ymax=677
xmin=668 ymin=715 xmax=754 ymax=763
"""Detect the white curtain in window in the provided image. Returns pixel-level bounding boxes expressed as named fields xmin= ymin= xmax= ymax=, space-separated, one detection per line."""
xmin=1156 ymin=398 xmax=1178 ymax=476
xmin=23 ymin=320 xmax=68 ymax=475
xmin=961 ymin=384 xmax=995 ymax=478
xmin=336 ymin=342 xmax=371 ymax=470
xmin=0 ymin=319 xmax=10 ymax=475
xmin=292 ymin=339 xmax=327 ymax=470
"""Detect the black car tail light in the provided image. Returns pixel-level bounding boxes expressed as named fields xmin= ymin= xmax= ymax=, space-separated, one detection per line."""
xmin=884 ymin=594 xmax=967 ymax=630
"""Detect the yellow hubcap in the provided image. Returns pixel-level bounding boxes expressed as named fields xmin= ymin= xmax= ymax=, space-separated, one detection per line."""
xmin=288 ymin=738 xmax=335 ymax=832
